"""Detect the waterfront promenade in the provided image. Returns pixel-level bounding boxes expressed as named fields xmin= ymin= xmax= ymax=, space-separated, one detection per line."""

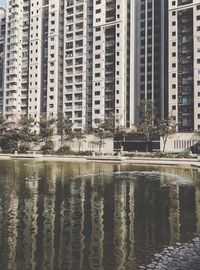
xmin=0 ymin=153 xmax=200 ymax=168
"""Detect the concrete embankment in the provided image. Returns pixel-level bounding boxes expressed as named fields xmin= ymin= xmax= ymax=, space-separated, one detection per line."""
xmin=0 ymin=153 xmax=200 ymax=168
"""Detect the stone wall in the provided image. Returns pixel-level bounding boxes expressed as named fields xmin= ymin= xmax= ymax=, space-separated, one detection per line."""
xmin=160 ymin=133 xmax=200 ymax=152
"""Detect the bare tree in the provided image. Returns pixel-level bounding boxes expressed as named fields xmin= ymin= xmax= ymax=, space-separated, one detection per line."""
xmin=157 ymin=116 xmax=177 ymax=152
xmin=137 ymin=99 xmax=157 ymax=152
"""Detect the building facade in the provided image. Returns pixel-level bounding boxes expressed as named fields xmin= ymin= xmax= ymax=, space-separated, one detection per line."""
xmin=0 ymin=7 xmax=6 ymax=114
xmin=2 ymin=0 xmax=136 ymax=131
xmin=63 ymin=0 xmax=136 ymax=130
xmin=91 ymin=0 xmax=135 ymax=128
xmin=3 ymin=0 xmax=64 ymax=131
xmin=135 ymin=0 xmax=168 ymax=121
xmin=169 ymin=0 xmax=200 ymax=132
xmin=63 ymin=0 xmax=93 ymax=130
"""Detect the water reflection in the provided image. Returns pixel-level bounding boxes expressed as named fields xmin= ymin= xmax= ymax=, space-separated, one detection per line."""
xmin=0 ymin=161 xmax=200 ymax=269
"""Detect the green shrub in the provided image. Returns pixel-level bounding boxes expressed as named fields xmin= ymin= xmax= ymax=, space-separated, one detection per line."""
xmin=56 ymin=145 xmax=71 ymax=155
xmin=124 ymin=151 xmax=194 ymax=159
xmin=175 ymin=152 xmax=192 ymax=158
xmin=40 ymin=140 xmax=54 ymax=155
xmin=0 ymin=139 xmax=17 ymax=153
xmin=79 ymin=150 xmax=94 ymax=156
xmin=18 ymin=143 xmax=31 ymax=154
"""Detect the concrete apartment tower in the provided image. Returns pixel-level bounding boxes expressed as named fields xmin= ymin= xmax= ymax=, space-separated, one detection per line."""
xmin=63 ymin=0 xmax=94 ymax=130
xmin=3 ymin=0 xmax=64 ymax=131
xmin=3 ymin=0 xmax=136 ymax=131
xmin=91 ymin=0 xmax=136 ymax=128
xmin=135 ymin=0 xmax=168 ymax=121
xmin=0 ymin=7 xmax=5 ymax=114
xmin=169 ymin=0 xmax=200 ymax=132
xmin=63 ymin=0 xmax=136 ymax=130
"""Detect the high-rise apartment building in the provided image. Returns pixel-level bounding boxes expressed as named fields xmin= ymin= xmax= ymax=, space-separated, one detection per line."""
xmin=2 ymin=0 xmax=170 ymax=132
xmin=63 ymin=0 xmax=93 ymax=130
xmin=169 ymin=0 xmax=200 ymax=132
xmin=0 ymin=7 xmax=6 ymax=113
xmin=63 ymin=0 xmax=136 ymax=129
xmin=92 ymin=0 xmax=135 ymax=128
xmin=3 ymin=0 xmax=136 ymax=131
xmin=135 ymin=0 xmax=168 ymax=120
xmin=3 ymin=0 xmax=64 ymax=132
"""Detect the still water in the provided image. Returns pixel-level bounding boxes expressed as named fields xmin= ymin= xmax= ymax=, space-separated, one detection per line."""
xmin=0 ymin=160 xmax=200 ymax=270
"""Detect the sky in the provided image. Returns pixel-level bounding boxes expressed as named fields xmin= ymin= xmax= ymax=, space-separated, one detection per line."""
xmin=0 ymin=0 xmax=5 ymax=7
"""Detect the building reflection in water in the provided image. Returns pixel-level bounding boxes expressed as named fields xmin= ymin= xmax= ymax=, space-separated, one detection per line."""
xmin=0 ymin=161 xmax=200 ymax=269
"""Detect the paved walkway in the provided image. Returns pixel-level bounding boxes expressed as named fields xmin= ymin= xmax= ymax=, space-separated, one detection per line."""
xmin=0 ymin=153 xmax=200 ymax=167
xmin=140 ymin=238 xmax=200 ymax=270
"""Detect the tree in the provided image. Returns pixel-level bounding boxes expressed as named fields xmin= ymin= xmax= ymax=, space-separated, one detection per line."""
xmin=39 ymin=114 xmax=55 ymax=143
xmin=17 ymin=116 xmax=35 ymax=153
xmin=0 ymin=114 xmax=6 ymax=151
xmin=93 ymin=119 xmax=113 ymax=154
xmin=103 ymin=113 xmax=128 ymax=154
xmin=56 ymin=111 xmax=73 ymax=151
xmin=0 ymin=113 xmax=6 ymax=138
xmin=137 ymin=99 xmax=157 ymax=152
xmin=73 ymin=130 xmax=86 ymax=153
xmin=39 ymin=114 xmax=56 ymax=154
xmin=0 ymin=115 xmax=35 ymax=153
xmin=157 ymin=116 xmax=177 ymax=152
xmin=18 ymin=115 xmax=34 ymax=134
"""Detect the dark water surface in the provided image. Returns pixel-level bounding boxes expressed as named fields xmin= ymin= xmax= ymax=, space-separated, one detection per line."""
xmin=0 ymin=160 xmax=200 ymax=270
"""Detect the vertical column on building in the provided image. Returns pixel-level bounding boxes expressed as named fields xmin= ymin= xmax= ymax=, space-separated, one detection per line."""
xmin=115 ymin=0 xmax=127 ymax=126
xmin=28 ymin=0 xmax=44 ymax=132
xmin=20 ymin=0 xmax=30 ymax=117
xmin=0 ymin=8 xmax=6 ymax=114
xmin=92 ymin=0 xmax=106 ymax=126
xmin=63 ymin=0 xmax=89 ymax=130
xmin=193 ymin=2 xmax=200 ymax=131
xmin=46 ymin=0 xmax=64 ymax=119
xmin=85 ymin=0 xmax=93 ymax=129
xmin=4 ymin=0 xmax=23 ymax=124
xmin=92 ymin=0 xmax=129 ymax=127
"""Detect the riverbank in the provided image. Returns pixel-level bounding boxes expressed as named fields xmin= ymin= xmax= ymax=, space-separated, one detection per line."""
xmin=0 ymin=153 xmax=200 ymax=168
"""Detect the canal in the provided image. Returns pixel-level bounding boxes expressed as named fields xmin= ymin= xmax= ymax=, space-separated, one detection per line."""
xmin=0 ymin=160 xmax=200 ymax=270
